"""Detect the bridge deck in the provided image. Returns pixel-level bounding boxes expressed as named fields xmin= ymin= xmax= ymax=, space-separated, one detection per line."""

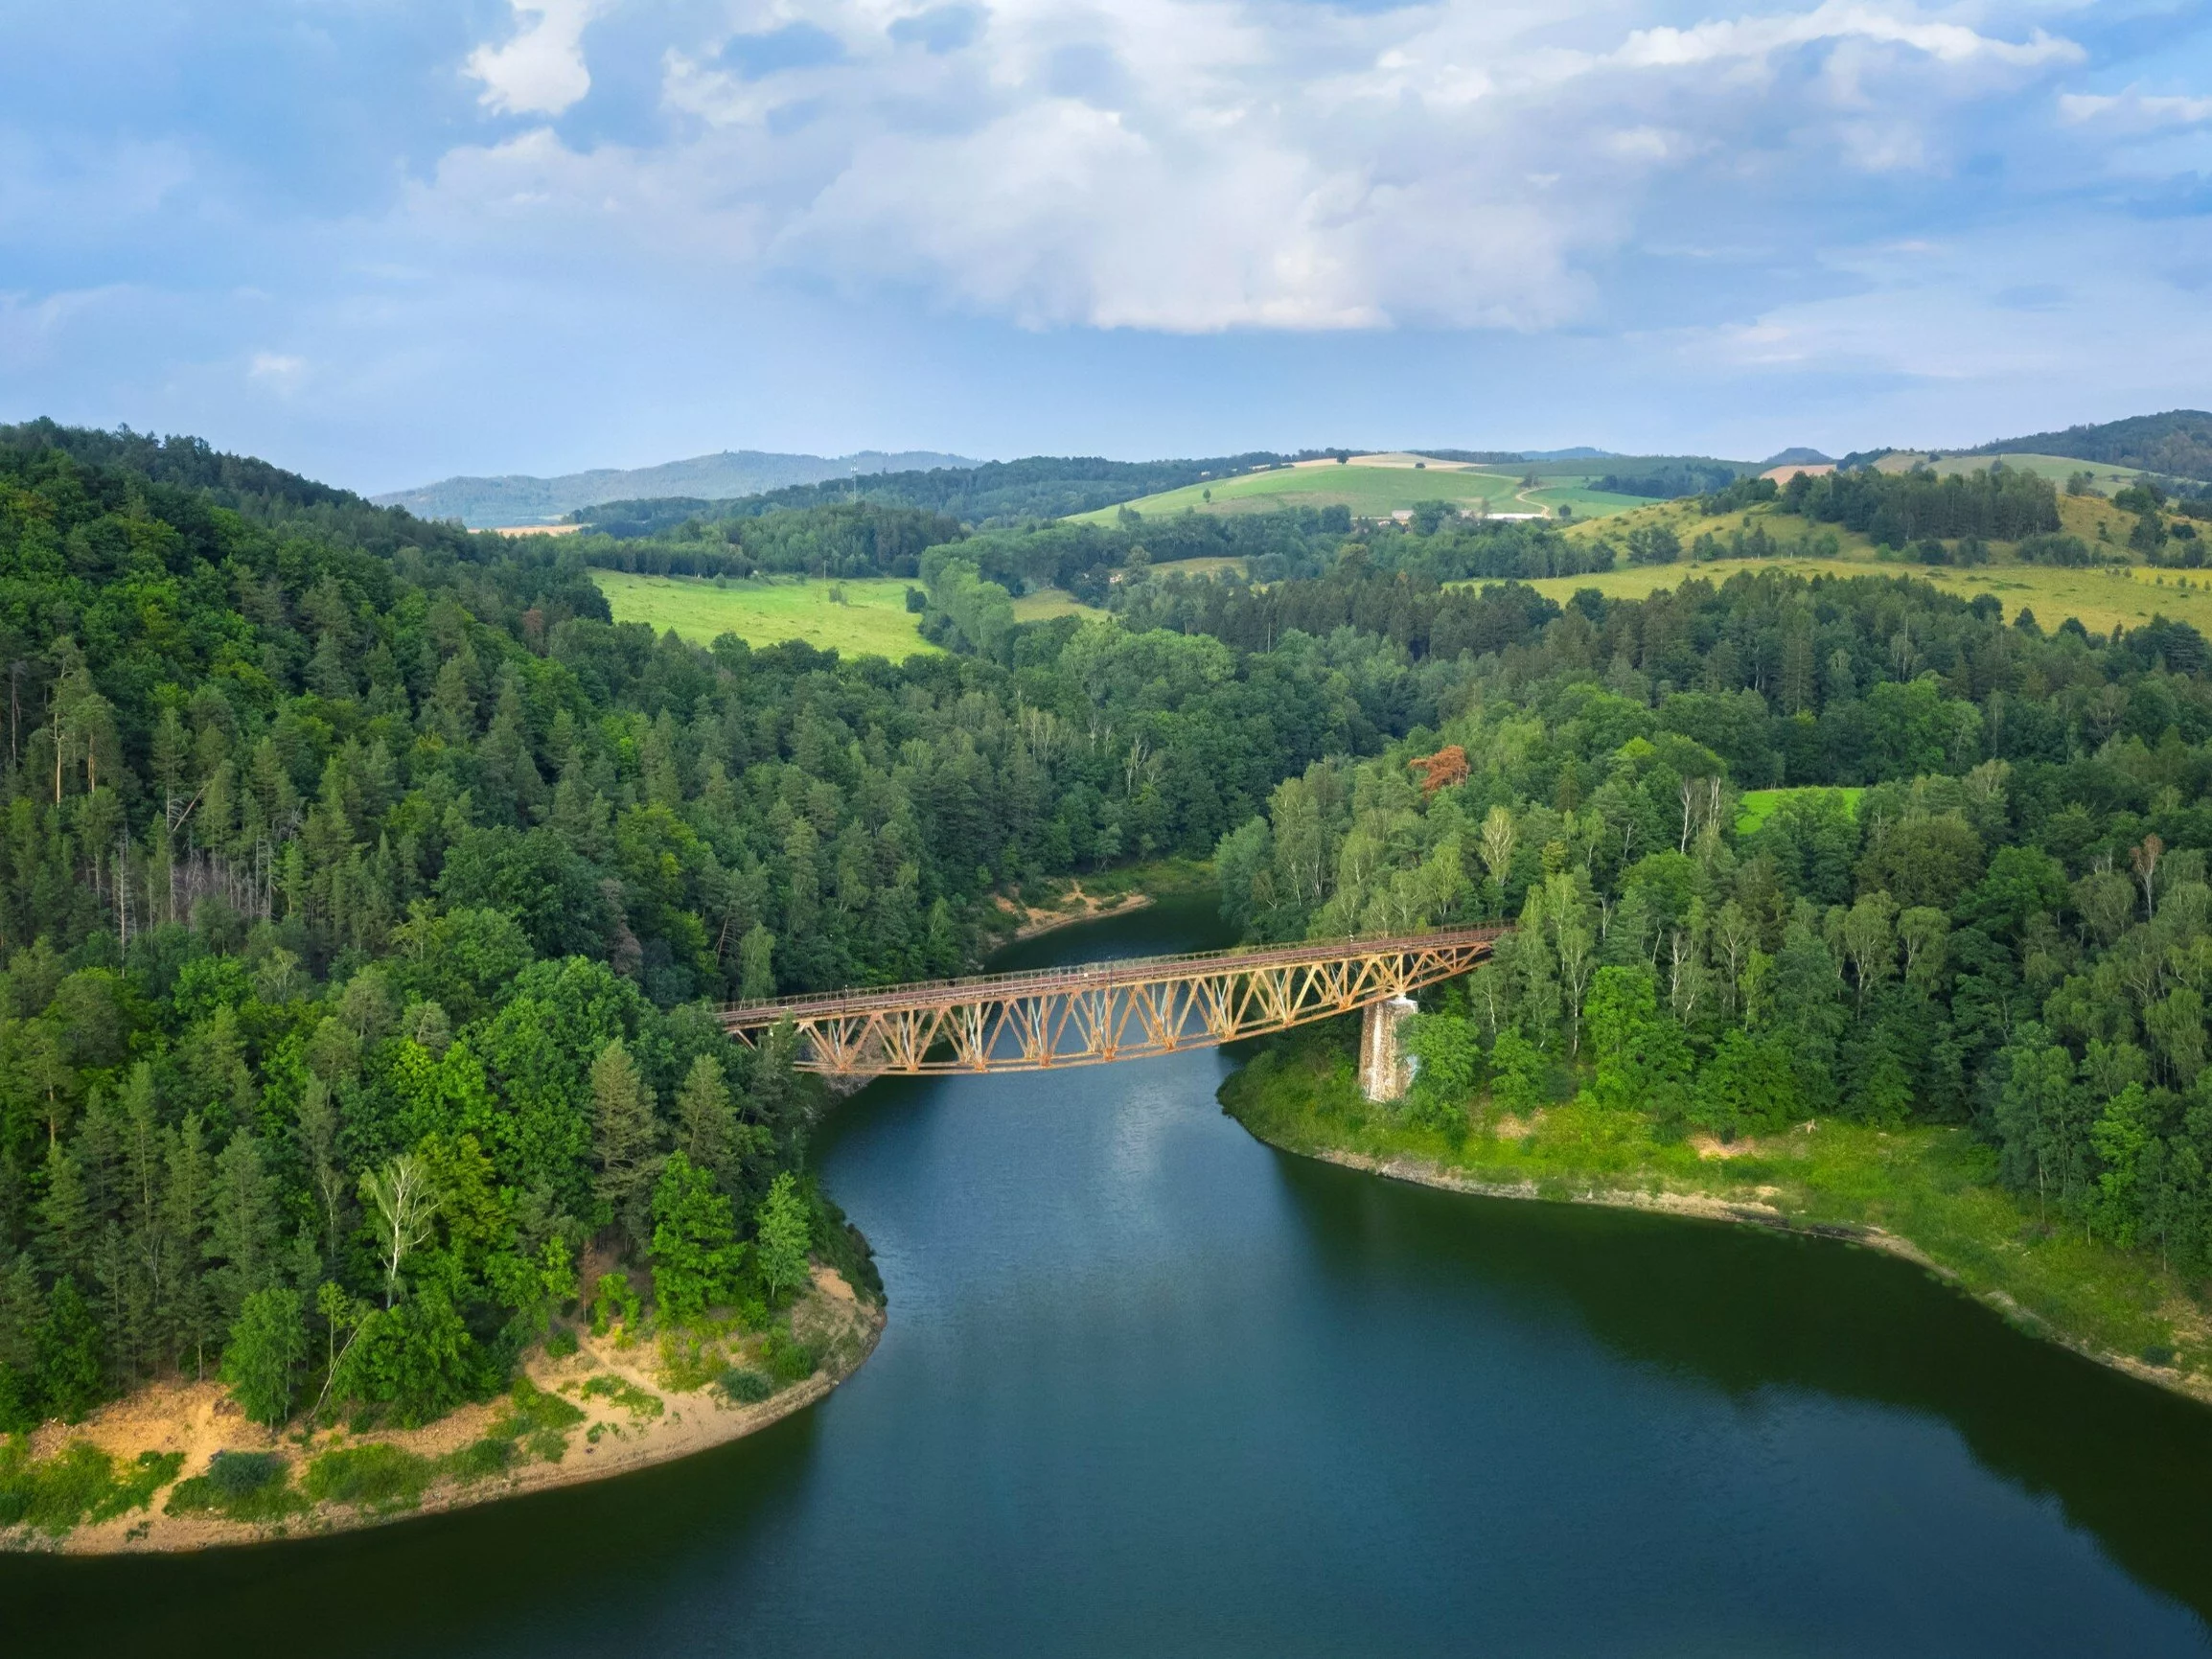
xmin=717 ymin=925 xmax=1505 ymax=1076
xmin=718 ymin=926 xmax=1506 ymax=1026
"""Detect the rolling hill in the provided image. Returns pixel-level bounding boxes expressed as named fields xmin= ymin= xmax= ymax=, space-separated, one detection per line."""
xmin=374 ymin=448 xmax=979 ymax=527
xmin=1961 ymin=410 xmax=2212 ymax=480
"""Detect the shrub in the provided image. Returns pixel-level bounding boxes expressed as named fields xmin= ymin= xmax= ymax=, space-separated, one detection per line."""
xmin=332 ymin=1286 xmax=496 ymax=1428
xmin=303 ymin=1443 xmax=430 ymax=1510
xmin=543 ymin=1325 xmax=579 ymax=1359
xmin=167 ymin=1451 xmax=305 ymax=1523
xmin=2017 ymin=532 xmax=2095 ymax=566
xmin=437 ymin=1439 xmax=515 ymax=1485
xmin=717 ymin=1367 xmax=773 ymax=1405
xmin=576 ymin=1373 xmax=663 ymax=1419
xmin=0 ymin=1440 xmax=120 ymax=1536
xmin=488 ymin=1377 xmax=586 ymax=1462
xmin=762 ymin=1329 xmax=818 ymax=1385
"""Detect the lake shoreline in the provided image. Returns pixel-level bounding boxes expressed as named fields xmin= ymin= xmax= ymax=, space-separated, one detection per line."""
xmin=1221 ymin=1053 xmax=2212 ymax=1412
xmin=5 ymin=1269 xmax=883 ymax=1555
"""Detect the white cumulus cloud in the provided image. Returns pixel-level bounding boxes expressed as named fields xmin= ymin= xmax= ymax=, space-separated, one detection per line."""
xmin=468 ymin=0 xmax=602 ymax=117
xmin=395 ymin=1 xmax=2188 ymax=344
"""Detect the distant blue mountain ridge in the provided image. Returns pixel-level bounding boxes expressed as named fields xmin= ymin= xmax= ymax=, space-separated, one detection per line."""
xmin=373 ymin=449 xmax=979 ymax=528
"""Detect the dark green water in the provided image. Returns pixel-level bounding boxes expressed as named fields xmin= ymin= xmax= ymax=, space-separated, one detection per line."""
xmin=12 ymin=898 xmax=2212 ymax=1655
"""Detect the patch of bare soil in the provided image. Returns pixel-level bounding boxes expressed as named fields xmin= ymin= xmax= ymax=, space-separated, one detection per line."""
xmin=996 ymin=883 xmax=1153 ymax=942
xmin=24 ymin=1267 xmax=884 ymax=1555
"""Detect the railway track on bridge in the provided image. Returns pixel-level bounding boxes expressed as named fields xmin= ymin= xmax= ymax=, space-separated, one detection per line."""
xmin=719 ymin=925 xmax=1505 ymax=1079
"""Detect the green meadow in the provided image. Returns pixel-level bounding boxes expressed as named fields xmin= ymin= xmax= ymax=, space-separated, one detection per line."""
xmin=1073 ymin=456 xmax=1577 ymax=523
xmin=1735 ymin=786 xmax=1862 ymax=835
xmin=592 ymin=571 xmax=941 ymax=659
xmin=1880 ymin=451 xmax=2158 ymax=489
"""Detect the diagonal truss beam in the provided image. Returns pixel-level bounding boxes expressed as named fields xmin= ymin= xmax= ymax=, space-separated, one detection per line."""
xmin=720 ymin=926 xmax=1506 ymax=1077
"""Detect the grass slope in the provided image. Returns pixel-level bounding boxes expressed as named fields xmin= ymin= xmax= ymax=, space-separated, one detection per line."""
xmin=1070 ymin=454 xmax=1649 ymax=525
xmin=593 ymin=571 xmax=940 ymax=659
xmin=1010 ymin=588 xmax=1107 ymax=622
xmin=1224 ymin=1035 xmax=2210 ymax=1392
xmin=1874 ymin=451 xmax=2152 ymax=490
xmin=1539 ymin=495 xmax=2212 ymax=636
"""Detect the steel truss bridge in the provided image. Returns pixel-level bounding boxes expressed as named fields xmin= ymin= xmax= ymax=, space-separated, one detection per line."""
xmin=718 ymin=927 xmax=1505 ymax=1079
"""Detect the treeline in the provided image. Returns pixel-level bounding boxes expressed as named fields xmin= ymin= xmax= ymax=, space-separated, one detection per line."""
xmin=1210 ymin=561 xmax=2212 ymax=1280
xmin=574 ymin=453 xmax=1322 ymax=536
xmin=1108 ymin=558 xmax=1567 ymax=663
xmin=1780 ymin=465 xmax=2061 ymax=546
xmin=1596 ymin=462 xmax=1744 ymax=499
xmin=577 ymin=502 xmax=965 ymax=581
xmin=1965 ymin=411 xmax=2212 ymax=483
xmin=574 ymin=499 xmax=1360 ymax=599
xmin=0 ymin=425 xmax=1499 ymax=1434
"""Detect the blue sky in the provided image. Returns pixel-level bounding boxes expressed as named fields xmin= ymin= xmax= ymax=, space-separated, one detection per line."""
xmin=4 ymin=1 xmax=2212 ymax=493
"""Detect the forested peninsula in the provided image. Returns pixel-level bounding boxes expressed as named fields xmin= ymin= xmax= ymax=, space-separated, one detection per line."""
xmin=1204 ymin=564 xmax=2212 ymax=1396
xmin=12 ymin=420 xmax=2212 ymax=1547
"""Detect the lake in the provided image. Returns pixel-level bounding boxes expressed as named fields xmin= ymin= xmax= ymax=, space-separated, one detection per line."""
xmin=12 ymin=897 xmax=2212 ymax=1656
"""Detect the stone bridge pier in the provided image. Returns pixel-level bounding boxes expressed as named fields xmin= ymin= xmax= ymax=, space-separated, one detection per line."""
xmin=1358 ymin=996 xmax=1418 ymax=1102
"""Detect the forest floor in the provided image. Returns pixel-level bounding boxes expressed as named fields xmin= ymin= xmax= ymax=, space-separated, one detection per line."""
xmin=1 ymin=1266 xmax=882 ymax=1555
xmin=1220 ymin=1030 xmax=2212 ymax=1409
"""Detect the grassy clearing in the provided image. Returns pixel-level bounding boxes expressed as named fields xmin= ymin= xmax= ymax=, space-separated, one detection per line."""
xmin=1878 ymin=451 xmax=2153 ymax=488
xmin=1072 ymin=457 xmax=1527 ymax=523
xmin=1522 ymin=482 xmax=1653 ymax=520
xmin=1735 ymin=785 xmax=1861 ymax=835
xmin=1514 ymin=556 xmax=2212 ymax=638
xmin=1223 ymin=1036 xmax=2210 ymax=1385
xmin=592 ymin=571 xmax=938 ymax=660
xmin=1010 ymin=588 xmax=1107 ymax=622
xmin=1527 ymin=495 xmax=2212 ymax=636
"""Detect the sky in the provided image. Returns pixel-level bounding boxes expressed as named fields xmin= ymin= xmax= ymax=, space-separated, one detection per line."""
xmin=4 ymin=1 xmax=2212 ymax=494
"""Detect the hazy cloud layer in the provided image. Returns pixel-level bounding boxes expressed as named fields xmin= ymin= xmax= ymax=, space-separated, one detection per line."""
xmin=3 ymin=1 xmax=2210 ymax=484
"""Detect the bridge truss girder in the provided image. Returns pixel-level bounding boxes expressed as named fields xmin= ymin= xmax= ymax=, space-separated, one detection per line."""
xmin=721 ymin=928 xmax=1502 ymax=1078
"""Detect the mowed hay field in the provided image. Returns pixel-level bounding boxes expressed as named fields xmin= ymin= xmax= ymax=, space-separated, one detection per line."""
xmin=593 ymin=571 xmax=940 ymax=659
xmin=1512 ymin=555 xmax=2212 ymax=637
xmin=1072 ymin=454 xmax=1647 ymax=524
xmin=1541 ymin=491 xmax=2212 ymax=635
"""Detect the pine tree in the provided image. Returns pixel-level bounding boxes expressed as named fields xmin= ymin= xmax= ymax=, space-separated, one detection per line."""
xmin=674 ymin=1054 xmax=735 ymax=1187
xmin=36 ymin=1137 xmax=91 ymax=1278
xmin=207 ymin=1130 xmax=279 ymax=1325
xmin=589 ymin=1039 xmax=662 ymax=1257
xmin=649 ymin=1153 xmax=743 ymax=1325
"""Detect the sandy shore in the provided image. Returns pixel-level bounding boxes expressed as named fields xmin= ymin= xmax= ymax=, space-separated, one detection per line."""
xmin=15 ymin=1267 xmax=883 ymax=1555
xmin=1295 ymin=1142 xmax=2212 ymax=1407
xmin=997 ymin=884 xmax=1154 ymax=942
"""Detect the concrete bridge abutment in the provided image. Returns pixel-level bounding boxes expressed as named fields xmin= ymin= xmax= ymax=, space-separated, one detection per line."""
xmin=1358 ymin=996 xmax=1418 ymax=1102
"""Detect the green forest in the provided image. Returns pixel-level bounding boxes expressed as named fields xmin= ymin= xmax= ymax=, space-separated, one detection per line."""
xmin=15 ymin=409 xmax=2212 ymax=1454
xmin=0 ymin=423 xmax=1488 ymax=1440
xmin=1200 ymin=558 xmax=2212 ymax=1304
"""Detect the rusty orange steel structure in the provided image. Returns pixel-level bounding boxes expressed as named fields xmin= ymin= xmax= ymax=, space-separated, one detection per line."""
xmin=718 ymin=927 xmax=1506 ymax=1077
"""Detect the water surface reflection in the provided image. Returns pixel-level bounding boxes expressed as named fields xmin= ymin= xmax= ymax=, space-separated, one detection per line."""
xmin=9 ymin=900 xmax=2211 ymax=1657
